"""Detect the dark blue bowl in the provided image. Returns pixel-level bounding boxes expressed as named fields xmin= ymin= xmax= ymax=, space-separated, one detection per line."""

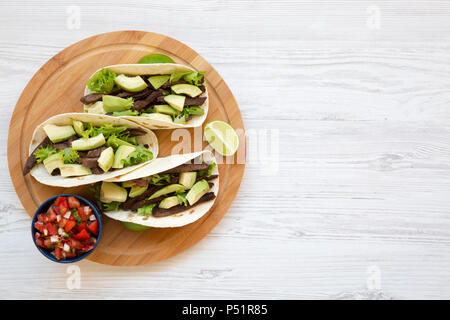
xmin=31 ymin=194 xmax=102 ymax=263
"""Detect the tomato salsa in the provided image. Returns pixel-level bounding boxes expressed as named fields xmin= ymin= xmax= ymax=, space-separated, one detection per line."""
xmin=34 ymin=196 xmax=99 ymax=260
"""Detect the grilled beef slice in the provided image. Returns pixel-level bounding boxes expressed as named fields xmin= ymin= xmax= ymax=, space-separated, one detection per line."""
xmin=80 ymin=93 xmax=104 ymax=104
xmin=131 ymin=88 xmax=153 ymax=100
xmin=51 ymin=135 xmax=78 ymax=150
xmin=23 ymin=137 xmax=51 ymax=175
xmin=152 ymin=192 xmax=216 ymax=217
xmin=120 ymin=185 xmax=163 ymax=210
xmin=126 ymin=178 xmax=149 ymax=187
xmin=195 ymin=174 xmax=218 ymax=183
xmin=77 ymin=157 xmax=99 ymax=168
xmin=86 ymin=146 xmax=108 ymax=158
xmin=126 ymin=128 xmax=147 ymax=136
xmin=160 ymin=163 xmax=209 ymax=174
xmin=184 ymin=97 xmax=207 ymax=106
xmin=161 ymin=79 xmax=187 ymax=89
xmin=128 ymin=195 xmax=167 ymax=212
xmin=91 ymin=166 xmax=104 ymax=174
xmin=80 ymin=88 xmax=122 ymax=104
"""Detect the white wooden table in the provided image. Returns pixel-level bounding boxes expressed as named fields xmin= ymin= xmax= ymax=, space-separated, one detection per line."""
xmin=1 ymin=0 xmax=450 ymax=299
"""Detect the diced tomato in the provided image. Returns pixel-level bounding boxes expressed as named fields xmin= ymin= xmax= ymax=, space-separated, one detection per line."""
xmin=58 ymin=206 xmax=68 ymax=216
xmin=34 ymin=196 xmax=98 ymax=260
xmin=80 ymin=244 xmax=94 ymax=252
xmin=46 ymin=223 xmax=57 ymax=236
xmin=35 ymin=238 xmax=44 ymax=248
xmin=64 ymin=220 xmax=76 ymax=232
xmin=76 ymin=222 xmax=86 ymax=232
xmin=87 ymin=220 xmax=98 ymax=236
xmin=43 ymin=238 xmax=53 ymax=249
xmin=47 ymin=210 xmax=57 ymax=222
xmin=58 ymin=218 xmax=68 ymax=228
xmin=63 ymin=251 xmax=76 ymax=259
xmin=74 ymin=229 xmax=90 ymax=240
xmin=68 ymin=196 xmax=80 ymax=209
xmin=56 ymin=196 xmax=69 ymax=209
xmin=34 ymin=221 xmax=45 ymax=233
xmin=54 ymin=247 xmax=62 ymax=260
xmin=78 ymin=207 xmax=87 ymax=222
xmin=83 ymin=206 xmax=92 ymax=216
xmin=35 ymin=232 xmax=45 ymax=248
xmin=69 ymin=238 xmax=81 ymax=250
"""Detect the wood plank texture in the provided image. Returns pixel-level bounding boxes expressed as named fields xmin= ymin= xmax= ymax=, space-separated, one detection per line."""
xmin=1 ymin=0 xmax=450 ymax=299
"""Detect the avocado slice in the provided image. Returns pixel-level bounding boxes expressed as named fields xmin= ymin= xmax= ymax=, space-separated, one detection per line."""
xmin=173 ymin=114 xmax=187 ymax=124
xmin=154 ymin=104 xmax=179 ymax=116
xmin=140 ymin=113 xmax=173 ymax=123
xmin=43 ymin=124 xmax=76 ymax=143
xmin=186 ymin=106 xmax=205 ymax=115
xmin=102 ymin=95 xmax=133 ymax=113
xmin=186 ymin=179 xmax=210 ymax=206
xmin=122 ymin=181 xmax=136 ymax=188
xmin=148 ymin=75 xmax=170 ymax=89
xmin=159 ymin=196 xmax=180 ymax=209
xmin=112 ymin=145 xmax=136 ymax=169
xmin=72 ymin=134 xmax=106 ymax=151
xmin=164 ymin=94 xmax=185 ymax=112
xmin=86 ymin=101 xmax=106 ymax=114
xmin=179 ymin=172 xmax=197 ymax=189
xmin=107 ymin=135 xmax=135 ymax=148
xmin=149 ymin=184 xmax=186 ymax=200
xmin=121 ymin=221 xmax=151 ymax=231
xmin=114 ymin=74 xmax=147 ymax=92
xmin=59 ymin=164 xmax=92 ymax=177
xmin=97 ymin=147 xmax=114 ymax=172
xmin=100 ymin=182 xmax=127 ymax=203
xmin=171 ymin=84 xmax=202 ymax=98
xmin=72 ymin=120 xmax=84 ymax=136
xmin=129 ymin=185 xmax=148 ymax=198
xmin=43 ymin=153 xmax=64 ymax=175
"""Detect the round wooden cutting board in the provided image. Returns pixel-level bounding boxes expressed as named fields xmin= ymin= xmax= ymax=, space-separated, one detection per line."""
xmin=8 ymin=31 xmax=245 ymax=266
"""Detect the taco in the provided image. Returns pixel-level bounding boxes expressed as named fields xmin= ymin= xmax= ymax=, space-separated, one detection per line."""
xmin=90 ymin=150 xmax=218 ymax=228
xmin=23 ymin=113 xmax=158 ymax=187
xmin=81 ymin=64 xmax=208 ymax=129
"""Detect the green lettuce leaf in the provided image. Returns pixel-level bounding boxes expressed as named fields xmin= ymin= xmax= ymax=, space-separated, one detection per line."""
xmin=88 ymin=182 xmax=101 ymax=201
xmin=183 ymin=71 xmax=205 ymax=86
xmin=112 ymin=110 xmax=139 ymax=117
xmin=176 ymin=193 xmax=188 ymax=206
xmin=137 ymin=203 xmax=157 ymax=216
xmin=198 ymin=162 xmax=216 ymax=177
xmin=121 ymin=146 xmax=153 ymax=167
xmin=87 ymin=69 xmax=116 ymax=93
xmin=34 ymin=145 xmax=58 ymax=163
xmin=103 ymin=201 xmax=121 ymax=211
xmin=61 ymin=148 xmax=79 ymax=164
xmin=169 ymin=71 xmax=190 ymax=83
xmin=149 ymin=173 xmax=173 ymax=186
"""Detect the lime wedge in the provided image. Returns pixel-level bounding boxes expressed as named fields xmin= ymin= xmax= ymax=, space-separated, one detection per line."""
xmin=121 ymin=221 xmax=150 ymax=231
xmin=204 ymin=121 xmax=239 ymax=156
xmin=138 ymin=54 xmax=174 ymax=64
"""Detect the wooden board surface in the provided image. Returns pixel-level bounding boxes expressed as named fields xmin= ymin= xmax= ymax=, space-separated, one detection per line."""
xmin=2 ymin=1 xmax=450 ymax=300
xmin=7 ymin=30 xmax=245 ymax=266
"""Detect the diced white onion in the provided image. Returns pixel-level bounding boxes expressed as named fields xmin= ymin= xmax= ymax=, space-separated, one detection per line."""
xmin=64 ymin=211 xmax=71 ymax=219
xmin=56 ymin=215 xmax=61 ymax=222
xmin=43 ymin=229 xmax=48 ymax=236
xmin=50 ymin=236 xmax=58 ymax=243
xmin=89 ymin=214 xmax=96 ymax=221
xmin=63 ymin=243 xmax=70 ymax=252
xmin=58 ymin=228 xmax=64 ymax=235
